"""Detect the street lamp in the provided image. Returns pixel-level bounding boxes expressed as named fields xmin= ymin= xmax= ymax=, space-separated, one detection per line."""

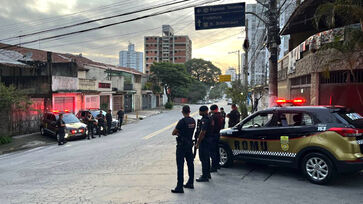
xmin=228 ymin=50 xmax=241 ymax=83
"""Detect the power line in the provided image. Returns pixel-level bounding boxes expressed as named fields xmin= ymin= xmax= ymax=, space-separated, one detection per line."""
xmin=1 ymin=0 xmax=193 ymax=41
xmin=0 ymin=0 xmax=222 ymax=50
xmin=0 ymin=0 xmax=169 ymax=37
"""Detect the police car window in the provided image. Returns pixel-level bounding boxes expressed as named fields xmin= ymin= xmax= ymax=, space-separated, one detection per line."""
xmin=242 ymin=113 xmax=273 ymax=128
xmin=278 ymin=113 xmax=313 ymax=126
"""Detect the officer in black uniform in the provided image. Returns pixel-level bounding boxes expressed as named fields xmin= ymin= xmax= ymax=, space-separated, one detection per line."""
xmin=210 ymin=104 xmax=223 ymax=172
xmin=227 ymin=104 xmax=241 ymax=127
xmin=117 ymin=108 xmax=125 ymax=130
xmin=96 ymin=111 xmax=106 ymax=137
xmin=56 ymin=113 xmax=66 ymax=145
xmin=195 ymin=106 xmax=212 ymax=182
xmin=106 ymin=109 xmax=113 ymax=134
xmin=171 ymin=105 xmax=196 ymax=194
xmin=86 ymin=112 xmax=96 ymax=140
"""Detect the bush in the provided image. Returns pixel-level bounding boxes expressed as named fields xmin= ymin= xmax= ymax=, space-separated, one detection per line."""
xmin=165 ymin=102 xmax=173 ymax=109
xmin=0 ymin=136 xmax=12 ymax=145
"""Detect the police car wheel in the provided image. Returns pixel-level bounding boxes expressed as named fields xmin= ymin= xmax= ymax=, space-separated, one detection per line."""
xmin=219 ymin=144 xmax=233 ymax=167
xmin=302 ymin=153 xmax=335 ymax=185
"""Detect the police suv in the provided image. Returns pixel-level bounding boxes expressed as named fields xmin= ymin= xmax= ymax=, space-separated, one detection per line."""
xmin=219 ymin=98 xmax=363 ymax=184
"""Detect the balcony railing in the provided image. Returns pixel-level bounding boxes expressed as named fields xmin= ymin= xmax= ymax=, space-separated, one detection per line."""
xmin=124 ymin=84 xmax=133 ymax=90
xmin=79 ymin=78 xmax=96 ymax=90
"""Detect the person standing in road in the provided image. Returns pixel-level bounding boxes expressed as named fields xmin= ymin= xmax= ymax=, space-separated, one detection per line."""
xmin=96 ymin=111 xmax=106 ymax=137
xmin=86 ymin=112 xmax=96 ymax=140
xmin=195 ymin=106 xmax=213 ymax=182
xmin=117 ymin=108 xmax=125 ymax=130
xmin=220 ymin=107 xmax=226 ymax=129
xmin=227 ymin=104 xmax=241 ymax=128
xmin=106 ymin=109 xmax=113 ymax=134
xmin=171 ymin=105 xmax=196 ymax=194
xmin=209 ymin=105 xmax=223 ymax=172
xmin=56 ymin=113 xmax=66 ymax=145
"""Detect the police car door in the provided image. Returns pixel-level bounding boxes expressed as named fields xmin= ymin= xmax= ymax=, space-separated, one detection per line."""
xmin=234 ymin=111 xmax=276 ymax=158
xmin=273 ymin=110 xmax=317 ymax=160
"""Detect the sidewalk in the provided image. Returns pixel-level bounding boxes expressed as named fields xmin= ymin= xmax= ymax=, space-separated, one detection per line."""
xmin=0 ymin=107 xmax=168 ymax=155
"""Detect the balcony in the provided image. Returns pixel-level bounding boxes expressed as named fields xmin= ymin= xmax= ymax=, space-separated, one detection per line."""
xmin=278 ymin=24 xmax=362 ymax=79
xmin=79 ymin=78 xmax=97 ymax=91
xmin=124 ymin=84 xmax=133 ymax=90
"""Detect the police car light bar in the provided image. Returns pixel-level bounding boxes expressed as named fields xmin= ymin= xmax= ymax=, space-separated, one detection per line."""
xmin=276 ymin=98 xmax=306 ymax=106
xmin=52 ymin=110 xmax=60 ymax=113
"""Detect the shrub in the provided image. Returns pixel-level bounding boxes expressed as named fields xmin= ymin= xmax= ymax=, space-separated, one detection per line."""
xmin=0 ymin=136 xmax=12 ymax=145
xmin=165 ymin=102 xmax=173 ymax=109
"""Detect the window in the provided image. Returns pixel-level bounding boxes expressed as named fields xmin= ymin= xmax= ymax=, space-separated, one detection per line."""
xmin=277 ymin=112 xmax=314 ymax=127
xmin=145 ymin=51 xmax=148 ymax=54
xmin=242 ymin=113 xmax=274 ymax=129
xmin=146 ymin=44 xmax=148 ymax=47
xmin=154 ymin=51 xmax=157 ymax=54
xmin=146 ymin=37 xmax=148 ymax=40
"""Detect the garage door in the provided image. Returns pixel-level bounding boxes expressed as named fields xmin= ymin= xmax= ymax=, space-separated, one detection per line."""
xmin=54 ymin=97 xmax=74 ymax=113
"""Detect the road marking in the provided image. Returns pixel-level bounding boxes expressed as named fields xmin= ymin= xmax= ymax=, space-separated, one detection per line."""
xmin=143 ymin=110 xmax=199 ymax=140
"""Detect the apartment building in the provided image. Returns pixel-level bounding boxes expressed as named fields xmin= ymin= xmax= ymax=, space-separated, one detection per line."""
xmin=144 ymin=25 xmax=192 ymax=74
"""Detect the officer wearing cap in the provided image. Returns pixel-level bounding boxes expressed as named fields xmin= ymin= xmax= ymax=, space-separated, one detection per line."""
xmin=171 ymin=105 xmax=196 ymax=193
xmin=195 ymin=105 xmax=212 ymax=182
xmin=209 ymin=104 xmax=223 ymax=172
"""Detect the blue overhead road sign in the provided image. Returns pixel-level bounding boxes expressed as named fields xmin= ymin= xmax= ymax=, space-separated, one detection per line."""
xmin=194 ymin=2 xmax=245 ymax=30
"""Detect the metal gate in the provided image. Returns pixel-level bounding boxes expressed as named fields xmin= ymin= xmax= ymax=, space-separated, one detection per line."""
xmin=100 ymin=95 xmax=110 ymax=111
xmin=124 ymin=94 xmax=133 ymax=113
xmin=54 ymin=97 xmax=74 ymax=113
xmin=113 ymin=95 xmax=123 ymax=112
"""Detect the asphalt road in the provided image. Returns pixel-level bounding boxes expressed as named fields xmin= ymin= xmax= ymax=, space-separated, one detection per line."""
xmin=0 ymin=103 xmax=362 ymax=204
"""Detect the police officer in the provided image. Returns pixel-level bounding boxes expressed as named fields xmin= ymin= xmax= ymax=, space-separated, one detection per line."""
xmin=171 ymin=105 xmax=196 ymax=194
xmin=195 ymin=106 xmax=212 ymax=182
xmin=56 ymin=113 xmax=66 ymax=145
xmin=209 ymin=105 xmax=223 ymax=172
xmin=86 ymin=112 xmax=96 ymax=140
xmin=117 ymin=108 xmax=125 ymax=130
xmin=220 ymin=107 xmax=226 ymax=129
xmin=96 ymin=111 xmax=106 ymax=137
xmin=106 ymin=109 xmax=113 ymax=134
xmin=227 ymin=104 xmax=241 ymax=127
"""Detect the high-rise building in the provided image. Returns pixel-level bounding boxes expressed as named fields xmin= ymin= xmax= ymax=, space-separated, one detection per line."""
xmin=245 ymin=2 xmax=269 ymax=87
xmin=119 ymin=43 xmax=143 ymax=73
xmin=144 ymin=25 xmax=192 ymax=74
xmin=279 ymin=0 xmax=301 ymax=59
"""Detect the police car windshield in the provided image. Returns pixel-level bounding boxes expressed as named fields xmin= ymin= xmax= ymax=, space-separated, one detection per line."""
xmin=56 ymin=114 xmax=80 ymax=124
xmin=90 ymin=111 xmax=106 ymax=117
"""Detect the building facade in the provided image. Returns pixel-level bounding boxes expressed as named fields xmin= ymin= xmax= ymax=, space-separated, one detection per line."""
xmin=144 ymin=25 xmax=192 ymax=74
xmin=278 ymin=0 xmax=363 ymax=114
xmin=119 ymin=43 xmax=143 ymax=73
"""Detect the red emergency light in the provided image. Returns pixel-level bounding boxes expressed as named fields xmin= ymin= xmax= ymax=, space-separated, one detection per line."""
xmin=52 ymin=110 xmax=60 ymax=113
xmin=71 ymin=130 xmax=77 ymax=134
xmin=275 ymin=98 xmax=306 ymax=106
xmin=64 ymin=110 xmax=70 ymax=113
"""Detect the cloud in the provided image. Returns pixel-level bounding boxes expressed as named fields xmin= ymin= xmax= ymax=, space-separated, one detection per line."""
xmin=0 ymin=0 xmax=257 ymax=73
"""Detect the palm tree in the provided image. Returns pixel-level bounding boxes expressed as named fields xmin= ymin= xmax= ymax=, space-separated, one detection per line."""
xmin=314 ymin=0 xmax=363 ymax=31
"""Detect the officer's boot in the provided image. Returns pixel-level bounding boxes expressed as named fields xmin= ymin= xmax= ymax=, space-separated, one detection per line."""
xmin=171 ymin=186 xmax=184 ymax=193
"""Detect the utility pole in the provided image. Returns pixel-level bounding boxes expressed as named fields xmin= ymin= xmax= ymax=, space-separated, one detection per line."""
xmin=237 ymin=49 xmax=241 ymax=83
xmin=243 ymin=19 xmax=249 ymax=88
xmin=266 ymin=0 xmax=280 ymax=107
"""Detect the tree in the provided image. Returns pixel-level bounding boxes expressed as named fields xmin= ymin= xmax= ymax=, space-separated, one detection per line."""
xmin=0 ymin=83 xmax=31 ymax=110
xmin=314 ymin=0 xmax=363 ymax=31
xmin=209 ymin=82 xmax=228 ymax=99
xmin=186 ymin=79 xmax=208 ymax=103
xmin=185 ymin=58 xmax=222 ymax=86
xmin=150 ymin=62 xmax=191 ymax=102
xmin=226 ymin=81 xmax=248 ymax=119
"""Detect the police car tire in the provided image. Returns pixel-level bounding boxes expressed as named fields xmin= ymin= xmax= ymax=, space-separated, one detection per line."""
xmin=301 ymin=153 xmax=335 ymax=185
xmin=219 ymin=144 xmax=233 ymax=167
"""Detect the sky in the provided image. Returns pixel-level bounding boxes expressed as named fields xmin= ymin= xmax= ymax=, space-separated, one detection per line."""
xmin=0 ymin=0 xmax=258 ymax=73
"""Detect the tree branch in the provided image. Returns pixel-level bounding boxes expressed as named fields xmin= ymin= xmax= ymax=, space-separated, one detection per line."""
xmin=246 ymin=12 xmax=267 ymax=25
xmin=256 ymin=0 xmax=269 ymax=9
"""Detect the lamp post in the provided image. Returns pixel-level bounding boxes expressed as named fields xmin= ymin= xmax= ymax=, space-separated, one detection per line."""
xmin=228 ymin=50 xmax=241 ymax=84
